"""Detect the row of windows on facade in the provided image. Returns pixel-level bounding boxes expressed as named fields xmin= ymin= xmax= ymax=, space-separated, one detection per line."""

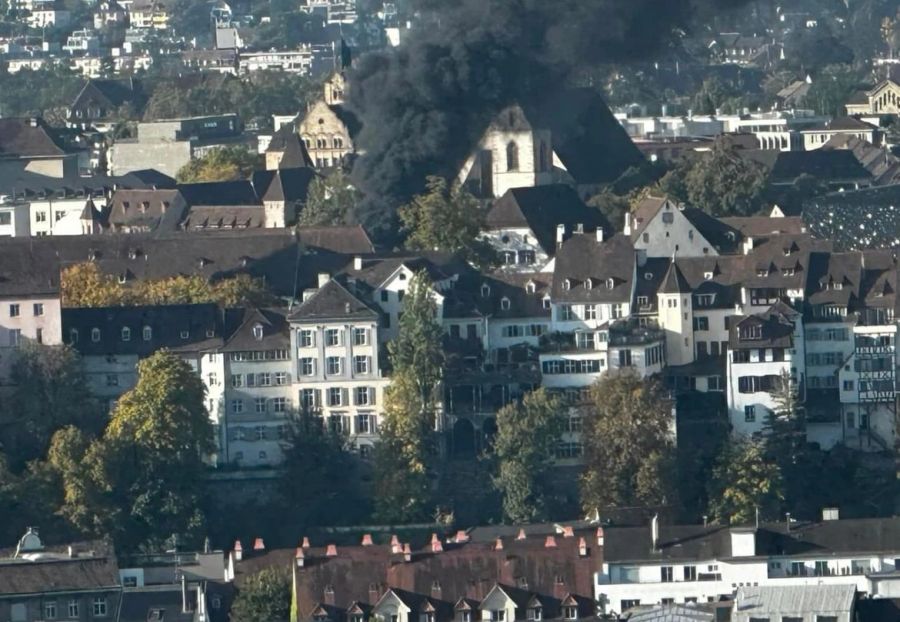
xmin=9 ymin=597 xmax=109 ymax=621
xmin=298 ymin=386 xmax=377 ymax=409
xmin=500 ymin=250 xmax=536 ymax=265
xmin=298 ymin=327 xmax=370 ymax=348
xmin=297 ymin=355 xmax=373 ymax=376
xmin=302 ymin=136 xmax=345 ymax=150
xmin=7 ymin=303 xmax=44 ymax=318
xmin=34 ymin=209 xmax=70 ymax=223
xmin=557 ymin=304 xmax=626 ymax=322
xmin=732 ymin=348 xmax=789 ymax=363
xmin=541 ymin=347 xmax=663 ymax=374
xmin=501 ymin=140 xmax=551 ymax=173
xmin=232 ymin=413 xmax=379 ymax=440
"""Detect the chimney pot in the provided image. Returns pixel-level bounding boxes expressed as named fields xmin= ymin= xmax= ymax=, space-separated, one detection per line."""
xmin=233 ymin=540 xmax=243 ymax=561
xmin=545 ymin=536 xmax=557 ymax=548
xmin=494 ymin=537 xmax=503 ymax=551
xmin=596 ymin=228 xmax=604 ymax=243
xmin=562 ymin=526 xmax=574 ymax=538
xmin=326 ymin=544 xmax=337 ymax=557
xmin=302 ymin=537 xmax=311 ymax=549
xmin=253 ymin=538 xmax=265 ymax=551
xmin=578 ymin=537 xmax=588 ymax=557
xmin=596 ymin=527 xmax=604 ymax=547
xmin=403 ymin=543 xmax=412 ymax=562
xmin=516 ymin=529 xmax=527 ymax=541
xmin=361 ymin=534 xmax=374 ymax=546
xmin=454 ymin=530 xmax=469 ymax=544
xmin=391 ymin=535 xmax=402 ymax=554
xmin=431 ymin=534 xmax=443 ymax=553
xmin=317 ymin=272 xmax=330 ymax=287
xmin=353 ymin=255 xmax=363 ymax=271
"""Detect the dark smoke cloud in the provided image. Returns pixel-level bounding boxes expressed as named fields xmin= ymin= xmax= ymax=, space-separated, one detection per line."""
xmin=347 ymin=0 xmax=747 ymax=239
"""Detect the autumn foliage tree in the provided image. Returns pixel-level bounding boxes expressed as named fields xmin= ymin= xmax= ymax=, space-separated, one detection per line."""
xmin=707 ymin=438 xmax=784 ymax=525
xmin=175 ymin=146 xmax=262 ymax=183
xmin=298 ymin=169 xmax=361 ymax=226
xmin=53 ymin=351 xmax=213 ymax=551
xmin=61 ymin=263 xmax=274 ymax=308
xmin=230 ymin=567 xmax=291 ymax=622
xmin=580 ymin=370 xmax=675 ymax=513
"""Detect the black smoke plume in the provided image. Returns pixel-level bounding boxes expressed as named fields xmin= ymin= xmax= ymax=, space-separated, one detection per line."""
xmin=347 ymin=0 xmax=747 ymax=239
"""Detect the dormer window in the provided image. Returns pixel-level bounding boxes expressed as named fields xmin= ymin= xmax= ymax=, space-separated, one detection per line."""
xmin=69 ymin=328 xmax=78 ymax=344
xmin=542 ymin=298 xmax=551 ymax=309
xmin=180 ymin=330 xmax=189 ymax=340
xmin=500 ymin=297 xmax=511 ymax=310
xmin=606 ymin=278 xmax=615 ymax=289
xmin=526 ymin=281 xmax=536 ymax=294
xmin=481 ymin=284 xmax=491 ymax=298
xmin=252 ymin=323 xmax=264 ymax=341
xmin=121 ymin=327 xmax=131 ymax=342
xmin=739 ymin=325 xmax=762 ymax=340
xmin=563 ymin=279 xmax=572 ymax=291
xmin=783 ymin=268 xmax=795 ymax=276
xmin=704 ymin=272 xmax=713 ymax=280
xmin=527 ymin=608 xmax=542 ymax=621
xmin=143 ymin=326 xmax=152 ymax=341
xmin=644 ymin=272 xmax=653 ymax=280
xmin=91 ymin=328 xmax=101 ymax=342
xmin=563 ymin=607 xmax=578 ymax=620
xmin=584 ymin=278 xmax=593 ymax=290
xmin=756 ymin=268 xmax=768 ymax=277
xmin=832 ymin=282 xmax=843 ymax=290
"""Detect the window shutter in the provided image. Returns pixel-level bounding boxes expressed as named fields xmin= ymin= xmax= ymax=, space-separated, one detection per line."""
xmin=367 ymin=356 xmax=372 ymax=374
xmin=368 ymin=387 xmax=376 ymax=406
xmin=313 ymin=389 xmax=321 ymax=409
xmin=341 ymin=387 xmax=349 ymax=406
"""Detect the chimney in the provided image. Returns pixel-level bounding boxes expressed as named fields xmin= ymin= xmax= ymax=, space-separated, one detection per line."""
xmin=324 ymin=586 xmax=336 ymax=606
xmin=233 ymin=540 xmax=243 ymax=561
xmin=302 ymin=537 xmax=311 ymax=549
xmin=431 ymin=534 xmax=443 ymax=553
xmin=562 ymin=526 xmax=574 ymax=538
xmin=390 ymin=535 xmax=402 ymax=554
xmin=578 ymin=537 xmax=588 ymax=557
xmin=556 ymin=224 xmax=565 ymax=248
xmin=67 ymin=546 xmax=74 ymax=558
xmin=742 ymin=236 xmax=755 ymax=255
xmin=623 ymin=212 xmax=632 ymax=236
xmin=596 ymin=527 xmax=604 ymax=547
xmin=575 ymin=223 xmax=584 ymax=234
xmin=253 ymin=538 xmax=265 ymax=551
xmin=403 ymin=543 xmax=412 ymax=562
xmin=181 ymin=575 xmax=190 ymax=614
xmin=545 ymin=536 xmax=557 ymax=548
xmin=454 ymin=530 xmax=469 ymax=544
xmin=494 ymin=537 xmax=503 ymax=551
xmin=326 ymin=544 xmax=337 ymax=557
xmin=822 ymin=507 xmax=840 ymax=521
xmin=516 ymin=529 xmax=527 ymax=541
xmin=596 ymin=228 xmax=604 ymax=243
xmin=353 ymin=256 xmax=363 ymax=271
xmin=295 ymin=547 xmax=305 ymax=567
xmin=317 ymin=272 xmax=330 ymax=287
xmin=361 ymin=534 xmax=374 ymax=546
xmin=651 ymin=514 xmax=659 ymax=552
xmin=785 ymin=512 xmax=792 ymax=532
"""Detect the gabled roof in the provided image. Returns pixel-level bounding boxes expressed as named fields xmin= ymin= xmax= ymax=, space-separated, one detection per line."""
xmin=735 ymin=584 xmax=855 ymax=616
xmin=297 ymin=225 xmax=375 ymax=255
xmin=266 ymin=125 xmax=314 ymax=168
xmin=222 ymin=307 xmax=289 ymax=352
xmin=70 ymin=78 xmax=144 ymax=114
xmin=552 ymin=234 xmax=635 ymax=304
xmin=741 ymin=149 xmax=872 ymax=184
xmin=106 ymin=188 xmax=188 ymax=232
xmin=0 ymin=118 xmax=71 ymax=158
xmin=252 ymin=167 xmax=316 ymax=204
xmin=177 ymin=180 xmax=262 ymax=207
xmin=288 ymin=279 xmax=378 ymax=322
xmin=486 ymin=184 xmax=610 ymax=253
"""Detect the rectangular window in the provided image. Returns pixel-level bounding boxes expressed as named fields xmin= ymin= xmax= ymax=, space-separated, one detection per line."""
xmin=93 ymin=597 xmax=107 ymax=617
xmin=611 ymin=304 xmax=623 ymax=319
xmin=300 ymin=358 xmax=315 ymax=376
xmin=258 ymin=372 xmax=271 ymax=387
xmin=106 ymin=374 xmax=118 ymax=387
xmin=325 ymin=328 xmax=341 ymax=347
xmin=683 ymin=565 xmax=697 ymax=581
xmin=44 ymin=601 xmax=57 ymax=619
xmin=326 ymin=357 xmax=342 ymax=375
xmin=299 ymin=330 xmax=315 ymax=348
xmin=693 ymin=316 xmax=709 ymax=331
xmin=232 ymin=374 xmax=243 ymax=388
xmin=584 ymin=305 xmax=597 ymax=320
xmin=232 ymin=400 xmax=244 ymax=414
xmin=8 ymin=328 xmax=21 ymax=347
xmin=559 ymin=305 xmax=574 ymax=321
xmin=300 ymin=389 xmax=319 ymax=411
xmin=353 ymin=327 xmax=369 ymax=345
xmin=328 ymin=387 xmax=343 ymax=407
xmin=275 ymin=371 xmax=288 ymax=385
xmin=255 ymin=397 xmax=266 ymax=413
xmin=68 ymin=601 xmax=79 ymax=618
xmin=33 ymin=303 xmax=44 ymax=316
xmin=354 ymin=355 xmax=370 ymax=374
xmin=355 ymin=386 xmax=372 ymax=406
xmin=273 ymin=397 xmax=287 ymax=413
xmin=660 ymin=566 xmax=673 ymax=582
xmin=9 ymin=303 xmax=19 ymax=317
xmin=744 ymin=405 xmax=756 ymax=422
xmin=246 ymin=373 xmax=257 ymax=387
xmin=356 ymin=413 xmax=374 ymax=434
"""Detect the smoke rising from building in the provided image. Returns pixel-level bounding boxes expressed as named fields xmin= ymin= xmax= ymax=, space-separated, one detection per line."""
xmin=347 ymin=0 xmax=747 ymax=239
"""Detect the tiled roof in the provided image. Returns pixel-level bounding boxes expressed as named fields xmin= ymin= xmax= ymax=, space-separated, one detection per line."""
xmin=0 ymin=118 xmax=71 ymax=158
xmin=551 ymin=234 xmax=635 ymax=304
xmin=288 ymin=279 xmax=378 ymax=322
xmin=221 ymin=307 xmax=289 ymax=352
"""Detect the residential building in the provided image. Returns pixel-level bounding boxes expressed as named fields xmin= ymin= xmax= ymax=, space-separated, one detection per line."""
xmin=845 ymin=77 xmax=900 ymax=117
xmin=596 ymin=515 xmax=900 ymax=612
xmin=67 ymin=78 xmax=146 ymax=131
xmin=800 ymin=117 xmax=882 ymax=151
xmin=732 ymin=584 xmax=856 ymax=622
xmin=0 ymin=529 xmax=122 ymax=622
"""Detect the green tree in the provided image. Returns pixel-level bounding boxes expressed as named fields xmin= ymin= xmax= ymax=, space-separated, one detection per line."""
xmin=2 ymin=343 xmax=104 ymax=470
xmin=372 ymin=271 xmax=444 ymax=523
xmin=580 ymin=370 xmax=675 ymax=513
xmin=493 ymin=389 xmax=563 ymax=523
xmin=298 ymin=169 xmax=361 ymax=226
xmin=803 ymin=64 xmax=864 ymax=118
xmin=230 ymin=567 xmax=291 ymax=622
xmin=708 ymin=438 xmax=784 ymax=525
xmin=279 ymin=411 xmax=367 ymax=526
xmin=398 ymin=176 xmax=495 ymax=267
xmin=56 ymin=351 xmax=213 ymax=552
xmin=176 ymin=146 xmax=262 ymax=183
xmin=682 ymin=142 xmax=768 ymax=216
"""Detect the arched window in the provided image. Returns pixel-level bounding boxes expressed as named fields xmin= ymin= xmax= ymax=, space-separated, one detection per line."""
xmin=252 ymin=323 xmax=264 ymax=341
xmin=333 ymin=137 xmax=343 ymax=149
xmin=506 ymin=141 xmax=519 ymax=171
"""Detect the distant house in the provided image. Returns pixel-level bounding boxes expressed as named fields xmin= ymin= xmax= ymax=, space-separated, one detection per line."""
xmin=265 ymin=126 xmax=314 ymax=171
xmin=800 ymin=117 xmax=882 ymax=151
xmin=106 ymin=188 xmax=188 ymax=233
xmin=0 ymin=117 xmax=82 ymax=180
xmin=297 ymin=73 xmax=359 ymax=169
xmin=67 ymin=78 xmax=146 ymax=130
xmin=845 ymin=77 xmax=900 ymax=116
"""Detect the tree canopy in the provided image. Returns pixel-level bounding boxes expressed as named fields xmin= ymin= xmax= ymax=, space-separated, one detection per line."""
xmin=398 ymin=176 xmax=495 ymax=267
xmin=176 ymin=146 xmax=262 ymax=183
xmin=230 ymin=567 xmax=291 ymax=622
xmin=493 ymin=388 xmax=563 ymax=523
xmin=580 ymin=371 xmax=675 ymax=513
xmin=708 ymin=438 xmax=784 ymax=525
xmin=298 ymin=169 xmax=361 ymax=226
